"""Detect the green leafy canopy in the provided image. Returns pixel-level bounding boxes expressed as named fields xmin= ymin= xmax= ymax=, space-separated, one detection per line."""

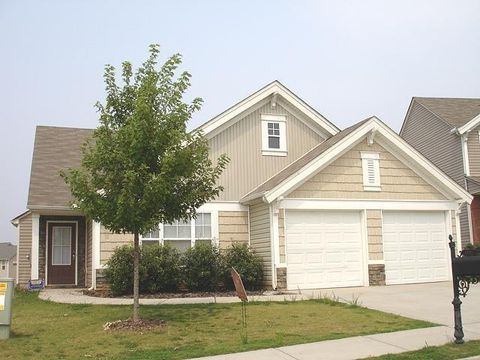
xmin=62 ymin=44 xmax=229 ymax=235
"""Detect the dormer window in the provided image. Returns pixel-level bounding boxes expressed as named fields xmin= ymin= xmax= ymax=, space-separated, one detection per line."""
xmin=361 ymin=152 xmax=381 ymax=191
xmin=261 ymin=114 xmax=287 ymax=156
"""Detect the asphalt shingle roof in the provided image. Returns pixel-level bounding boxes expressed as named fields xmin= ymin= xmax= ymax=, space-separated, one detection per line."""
xmin=415 ymin=97 xmax=480 ymax=128
xmin=0 ymin=243 xmax=17 ymax=260
xmin=28 ymin=126 xmax=93 ymax=208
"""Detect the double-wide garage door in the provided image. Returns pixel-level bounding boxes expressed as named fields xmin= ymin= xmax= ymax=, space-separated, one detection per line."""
xmin=286 ymin=210 xmax=364 ymax=290
xmin=383 ymin=211 xmax=449 ymax=285
xmin=285 ymin=210 xmax=450 ymax=290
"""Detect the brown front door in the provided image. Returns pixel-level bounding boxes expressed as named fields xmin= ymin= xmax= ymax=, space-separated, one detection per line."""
xmin=48 ymin=223 xmax=76 ymax=285
xmin=472 ymin=196 xmax=480 ymax=245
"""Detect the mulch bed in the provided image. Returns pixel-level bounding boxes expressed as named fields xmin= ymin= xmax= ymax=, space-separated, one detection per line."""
xmin=103 ymin=319 xmax=166 ymax=332
xmin=84 ymin=289 xmax=267 ymax=299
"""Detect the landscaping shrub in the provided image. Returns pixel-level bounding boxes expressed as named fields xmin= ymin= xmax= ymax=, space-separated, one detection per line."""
xmin=223 ymin=242 xmax=263 ymax=290
xmin=105 ymin=244 xmax=182 ymax=296
xmin=182 ymin=242 xmax=225 ymax=292
xmin=141 ymin=244 xmax=182 ymax=293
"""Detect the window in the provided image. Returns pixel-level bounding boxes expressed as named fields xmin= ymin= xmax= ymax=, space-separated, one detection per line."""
xmin=361 ymin=152 xmax=381 ymax=191
xmin=140 ymin=212 xmax=216 ymax=251
xmin=1 ymin=261 xmax=5 ymax=271
xmin=52 ymin=226 xmax=72 ymax=265
xmin=195 ymin=213 xmax=211 ymax=239
xmin=261 ymin=115 xmax=287 ymax=156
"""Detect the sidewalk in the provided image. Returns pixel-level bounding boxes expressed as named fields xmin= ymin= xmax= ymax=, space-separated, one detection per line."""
xmin=189 ymin=325 xmax=480 ymax=360
xmin=39 ymin=288 xmax=307 ymax=305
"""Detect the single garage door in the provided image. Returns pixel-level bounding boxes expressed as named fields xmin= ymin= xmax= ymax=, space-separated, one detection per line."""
xmin=383 ymin=211 xmax=449 ymax=285
xmin=286 ymin=210 xmax=364 ymax=290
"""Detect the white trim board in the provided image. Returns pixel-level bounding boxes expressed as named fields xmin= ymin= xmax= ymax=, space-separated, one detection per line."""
xmin=280 ymin=199 xmax=461 ymax=211
xmin=196 ymin=81 xmax=339 ymax=138
xmin=31 ymin=213 xmax=39 ymax=280
xmin=457 ymin=113 xmax=480 ymax=135
xmin=262 ymin=117 xmax=472 ymax=204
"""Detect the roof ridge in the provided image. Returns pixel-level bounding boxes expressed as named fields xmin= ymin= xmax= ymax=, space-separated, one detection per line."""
xmin=37 ymin=125 xmax=94 ymax=131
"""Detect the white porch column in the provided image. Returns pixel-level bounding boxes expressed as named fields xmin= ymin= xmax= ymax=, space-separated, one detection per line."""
xmin=92 ymin=221 xmax=102 ymax=288
xmin=31 ymin=213 xmax=40 ymax=280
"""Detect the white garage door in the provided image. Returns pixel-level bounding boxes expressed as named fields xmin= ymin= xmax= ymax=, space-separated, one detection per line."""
xmin=286 ymin=210 xmax=364 ymax=290
xmin=383 ymin=211 xmax=449 ymax=285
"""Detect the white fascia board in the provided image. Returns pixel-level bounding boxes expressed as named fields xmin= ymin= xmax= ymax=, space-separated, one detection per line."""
xmin=265 ymin=117 xmax=473 ymax=204
xmin=458 ymin=113 xmax=480 ymax=135
xmin=197 ymin=202 xmax=248 ymax=212
xmin=280 ymin=199 xmax=460 ymax=211
xmin=197 ymin=81 xmax=339 ymax=137
xmin=264 ymin=121 xmax=375 ymax=203
xmin=372 ymin=120 xmax=473 ymax=203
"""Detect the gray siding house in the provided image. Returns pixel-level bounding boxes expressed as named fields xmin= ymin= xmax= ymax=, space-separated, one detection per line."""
xmin=0 ymin=243 xmax=17 ymax=280
xmin=12 ymin=82 xmax=471 ymax=291
xmin=401 ymin=98 xmax=480 ymax=247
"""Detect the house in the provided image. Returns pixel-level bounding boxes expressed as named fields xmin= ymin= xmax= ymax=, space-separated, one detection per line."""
xmin=11 ymin=81 xmax=472 ymax=291
xmin=401 ymin=98 xmax=480 ymax=247
xmin=0 ymin=243 xmax=17 ymax=280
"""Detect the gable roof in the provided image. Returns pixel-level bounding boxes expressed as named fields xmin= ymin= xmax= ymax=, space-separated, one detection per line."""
xmin=28 ymin=126 xmax=93 ymax=209
xmin=240 ymin=119 xmax=369 ymax=202
xmin=196 ymin=80 xmax=339 ymax=138
xmin=0 ymin=243 xmax=17 ymax=261
xmin=414 ymin=97 xmax=480 ymax=129
xmin=241 ymin=117 xmax=473 ymax=204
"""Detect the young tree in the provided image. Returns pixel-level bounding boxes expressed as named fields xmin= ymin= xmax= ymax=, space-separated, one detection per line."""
xmin=62 ymin=44 xmax=228 ymax=321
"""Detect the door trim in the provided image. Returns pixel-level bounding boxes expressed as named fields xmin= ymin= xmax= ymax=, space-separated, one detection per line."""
xmin=46 ymin=220 xmax=78 ymax=286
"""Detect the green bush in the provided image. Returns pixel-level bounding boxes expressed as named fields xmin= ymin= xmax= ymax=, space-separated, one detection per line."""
xmin=182 ymin=242 xmax=225 ymax=292
xmin=223 ymin=243 xmax=263 ymax=290
xmin=105 ymin=244 xmax=181 ymax=296
xmin=141 ymin=244 xmax=182 ymax=293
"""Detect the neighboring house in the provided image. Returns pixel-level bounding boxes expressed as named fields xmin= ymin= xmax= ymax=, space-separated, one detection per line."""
xmin=0 ymin=243 xmax=17 ymax=280
xmin=401 ymin=98 xmax=480 ymax=247
xmin=11 ymin=81 xmax=472 ymax=291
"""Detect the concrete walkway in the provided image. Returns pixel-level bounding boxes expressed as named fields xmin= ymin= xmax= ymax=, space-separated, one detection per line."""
xmin=39 ymin=282 xmax=480 ymax=359
xmin=189 ymin=325 xmax=480 ymax=360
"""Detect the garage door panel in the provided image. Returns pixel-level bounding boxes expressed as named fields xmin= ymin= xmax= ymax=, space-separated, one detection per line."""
xmin=383 ymin=211 xmax=448 ymax=285
xmin=286 ymin=210 xmax=363 ymax=290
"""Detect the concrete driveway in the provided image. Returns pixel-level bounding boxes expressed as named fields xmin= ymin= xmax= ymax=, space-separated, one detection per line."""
xmin=299 ymin=281 xmax=480 ymax=329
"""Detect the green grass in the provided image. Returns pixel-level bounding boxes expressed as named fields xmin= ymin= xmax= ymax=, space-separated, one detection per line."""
xmin=367 ymin=340 xmax=480 ymax=359
xmin=3 ymin=290 xmax=435 ymax=360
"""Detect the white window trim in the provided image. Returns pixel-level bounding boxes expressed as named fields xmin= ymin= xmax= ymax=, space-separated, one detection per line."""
xmin=361 ymin=152 xmax=381 ymax=191
xmin=140 ymin=211 xmax=219 ymax=248
xmin=261 ymin=114 xmax=287 ymax=156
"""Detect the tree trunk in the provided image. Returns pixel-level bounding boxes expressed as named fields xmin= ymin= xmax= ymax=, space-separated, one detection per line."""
xmin=133 ymin=231 xmax=140 ymax=322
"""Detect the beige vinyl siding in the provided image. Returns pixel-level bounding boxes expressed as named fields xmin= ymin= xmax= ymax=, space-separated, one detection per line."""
xmin=100 ymin=226 xmax=133 ymax=264
xmin=367 ymin=210 xmax=383 ymax=261
xmin=209 ymin=101 xmax=324 ymax=201
xmin=218 ymin=211 xmax=249 ymax=249
xmin=86 ymin=219 xmax=93 ymax=288
xmin=249 ymin=201 xmax=272 ymax=287
xmin=17 ymin=213 xmax=32 ymax=285
xmin=278 ymin=209 xmax=286 ymax=263
xmin=287 ymin=140 xmax=447 ymax=200
xmin=467 ymin=126 xmax=480 ymax=176
xmin=402 ymin=102 xmax=465 ymax=186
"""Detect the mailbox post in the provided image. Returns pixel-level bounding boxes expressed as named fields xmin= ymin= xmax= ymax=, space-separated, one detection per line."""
xmin=0 ymin=278 xmax=14 ymax=340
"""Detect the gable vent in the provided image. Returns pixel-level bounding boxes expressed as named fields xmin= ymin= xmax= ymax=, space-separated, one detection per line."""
xmin=361 ymin=152 xmax=381 ymax=191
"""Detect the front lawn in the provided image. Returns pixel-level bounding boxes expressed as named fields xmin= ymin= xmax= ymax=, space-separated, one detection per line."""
xmin=367 ymin=340 xmax=480 ymax=359
xmin=4 ymin=290 xmax=435 ymax=359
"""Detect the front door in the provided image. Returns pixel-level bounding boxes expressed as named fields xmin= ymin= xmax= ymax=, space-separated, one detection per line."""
xmin=48 ymin=223 xmax=76 ymax=285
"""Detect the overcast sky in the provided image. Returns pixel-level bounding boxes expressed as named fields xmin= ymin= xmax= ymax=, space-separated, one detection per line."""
xmin=1 ymin=0 xmax=479 ymax=243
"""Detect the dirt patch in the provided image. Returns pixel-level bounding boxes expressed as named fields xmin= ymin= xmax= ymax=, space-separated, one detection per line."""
xmin=103 ymin=319 xmax=166 ymax=332
xmin=84 ymin=289 xmax=267 ymax=299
